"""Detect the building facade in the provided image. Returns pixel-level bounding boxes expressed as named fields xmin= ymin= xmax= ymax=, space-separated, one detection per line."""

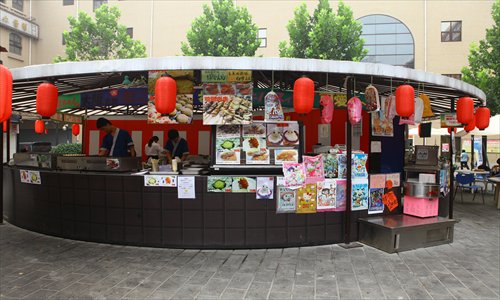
xmin=0 ymin=0 xmax=495 ymax=78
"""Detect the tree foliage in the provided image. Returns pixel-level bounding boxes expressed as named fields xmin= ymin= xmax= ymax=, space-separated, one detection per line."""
xmin=280 ymin=0 xmax=367 ymax=61
xmin=462 ymin=0 xmax=499 ymax=116
xmin=181 ymin=0 xmax=260 ymax=56
xmin=54 ymin=5 xmax=146 ymax=62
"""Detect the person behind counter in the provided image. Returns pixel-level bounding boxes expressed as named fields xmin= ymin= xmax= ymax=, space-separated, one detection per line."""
xmin=165 ymin=129 xmax=189 ymax=161
xmin=145 ymin=136 xmax=166 ymax=160
xmin=97 ymin=118 xmax=136 ymax=157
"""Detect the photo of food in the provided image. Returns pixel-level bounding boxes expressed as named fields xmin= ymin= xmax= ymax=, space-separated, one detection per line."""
xmin=203 ymin=83 xmax=220 ymax=95
xmin=147 ymin=94 xmax=194 ymax=124
xmin=148 ymin=70 xmax=194 ymax=95
xmin=220 ymin=84 xmax=235 ymax=95
xmin=372 ymin=112 xmax=393 ymax=137
xmin=236 ymin=83 xmax=252 ymax=95
xmin=242 ymin=123 xmax=266 ymax=137
xmin=207 ymin=177 xmax=233 ymax=192
xmin=246 ymin=149 xmax=270 ymax=164
xmin=231 ymin=177 xmax=256 ymax=193
xmin=216 ymin=125 xmax=240 ymax=138
xmin=282 ymin=123 xmax=300 ymax=146
xmin=266 ymin=124 xmax=283 ymax=146
xmin=242 ymin=137 xmax=265 ymax=151
xmin=274 ymin=149 xmax=299 ymax=164
xmin=216 ymin=138 xmax=240 ymax=151
xmin=203 ymin=95 xmax=253 ymax=125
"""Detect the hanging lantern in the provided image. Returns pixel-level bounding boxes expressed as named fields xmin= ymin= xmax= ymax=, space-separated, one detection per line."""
xmin=36 ymin=82 xmax=58 ymax=118
xmin=320 ymin=94 xmax=334 ymax=124
xmin=34 ymin=120 xmax=45 ymax=134
xmin=447 ymin=127 xmax=457 ymax=134
xmin=464 ymin=115 xmax=476 ymax=132
xmin=154 ymin=76 xmax=177 ymax=114
xmin=475 ymin=106 xmax=490 ymax=130
xmin=347 ymin=97 xmax=362 ymax=125
xmin=395 ymin=84 xmax=415 ymax=117
xmin=72 ymin=124 xmax=80 ymax=136
xmin=293 ymin=77 xmax=314 ymax=114
xmin=0 ymin=64 xmax=13 ymax=123
xmin=456 ymin=97 xmax=474 ymax=125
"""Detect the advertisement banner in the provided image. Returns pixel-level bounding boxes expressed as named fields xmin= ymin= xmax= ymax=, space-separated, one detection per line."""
xmin=80 ymin=87 xmax=148 ymax=108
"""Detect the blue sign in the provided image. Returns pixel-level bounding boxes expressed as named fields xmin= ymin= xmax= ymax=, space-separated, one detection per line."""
xmin=80 ymin=88 xmax=148 ymax=108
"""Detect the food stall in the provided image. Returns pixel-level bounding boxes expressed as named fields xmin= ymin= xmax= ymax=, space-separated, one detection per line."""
xmin=2 ymin=57 xmax=487 ymax=250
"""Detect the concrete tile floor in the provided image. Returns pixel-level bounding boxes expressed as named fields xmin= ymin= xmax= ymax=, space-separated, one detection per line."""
xmin=0 ymin=192 xmax=498 ymax=300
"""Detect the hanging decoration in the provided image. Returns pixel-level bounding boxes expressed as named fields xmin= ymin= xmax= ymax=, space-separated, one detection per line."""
xmin=395 ymin=84 xmax=415 ymax=117
xmin=72 ymin=124 xmax=80 ymax=136
xmin=420 ymin=94 xmax=434 ymax=118
xmin=464 ymin=115 xmax=476 ymax=132
xmin=154 ymin=76 xmax=177 ymax=114
xmin=293 ymin=77 xmax=314 ymax=114
xmin=319 ymin=94 xmax=334 ymax=124
xmin=35 ymin=120 xmax=45 ymax=134
xmin=414 ymin=97 xmax=424 ymax=123
xmin=364 ymin=84 xmax=380 ymax=113
xmin=456 ymin=97 xmax=474 ymax=125
xmin=0 ymin=64 xmax=13 ymax=123
xmin=475 ymin=106 xmax=490 ymax=130
xmin=347 ymin=97 xmax=362 ymax=125
xmin=36 ymin=82 xmax=58 ymax=118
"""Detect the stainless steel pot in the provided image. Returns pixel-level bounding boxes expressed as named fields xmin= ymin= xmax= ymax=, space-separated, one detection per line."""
xmin=404 ymin=181 xmax=440 ymax=198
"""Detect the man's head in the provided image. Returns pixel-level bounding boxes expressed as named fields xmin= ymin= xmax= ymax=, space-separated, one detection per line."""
xmin=462 ymin=150 xmax=466 ymax=153
xmin=96 ymin=118 xmax=113 ymax=134
xmin=168 ymin=129 xmax=180 ymax=142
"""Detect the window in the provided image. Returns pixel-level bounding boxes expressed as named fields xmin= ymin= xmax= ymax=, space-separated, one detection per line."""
xmin=9 ymin=33 xmax=22 ymax=55
xmin=359 ymin=14 xmax=415 ymax=68
xmin=258 ymin=28 xmax=267 ymax=48
xmin=63 ymin=0 xmax=74 ymax=6
xmin=443 ymin=74 xmax=462 ymax=80
xmin=12 ymin=0 xmax=23 ymax=11
xmin=126 ymin=27 xmax=133 ymax=38
xmin=93 ymin=0 xmax=107 ymax=11
xmin=441 ymin=21 xmax=462 ymax=42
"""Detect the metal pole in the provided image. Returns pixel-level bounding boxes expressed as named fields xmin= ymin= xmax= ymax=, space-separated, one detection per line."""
xmin=449 ymin=99 xmax=455 ymax=219
xmin=6 ymin=120 xmax=10 ymax=162
xmin=471 ymin=134 xmax=475 ymax=169
xmin=344 ymin=77 xmax=354 ymax=244
xmin=1 ymin=122 xmax=4 ymax=224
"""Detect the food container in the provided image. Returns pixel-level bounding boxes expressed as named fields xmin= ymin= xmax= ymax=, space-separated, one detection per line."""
xmin=404 ymin=181 xmax=440 ymax=198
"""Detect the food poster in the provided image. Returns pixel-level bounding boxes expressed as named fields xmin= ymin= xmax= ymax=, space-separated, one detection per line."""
xmin=144 ymin=175 xmax=177 ymax=187
xmin=368 ymin=188 xmax=384 ymax=214
xmin=274 ymin=149 xmax=299 ymax=164
xmin=20 ymin=169 xmax=29 ymax=183
xmin=264 ymin=91 xmax=285 ymax=122
xmin=266 ymin=124 xmax=283 ymax=146
xmin=351 ymin=179 xmax=369 ymax=211
xmin=215 ymin=138 xmax=241 ymax=165
xmin=386 ymin=173 xmax=401 ymax=187
xmin=281 ymin=123 xmax=300 ymax=146
xmin=207 ymin=177 xmax=233 ymax=192
xmin=202 ymin=82 xmax=253 ymax=125
xmin=337 ymin=154 xmax=347 ymax=179
xmin=276 ymin=187 xmax=296 ymax=213
xmin=352 ymin=154 xmax=368 ymax=179
xmin=371 ymin=111 xmax=394 ymax=137
xmin=177 ymin=176 xmax=196 ymax=199
xmin=20 ymin=170 xmax=41 ymax=185
xmin=317 ymin=179 xmax=336 ymax=212
xmin=334 ymin=179 xmax=347 ymax=212
xmin=323 ymin=153 xmax=338 ymax=178
xmin=282 ymin=162 xmax=306 ymax=189
xmin=216 ymin=125 xmax=241 ymax=138
xmin=148 ymin=70 xmax=194 ymax=124
xmin=242 ymin=137 xmax=266 ymax=152
xmin=232 ymin=177 xmax=257 ymax=193
xmin=303 ymin=155 xmax=325 ymax=184
xmin=242 ymin=123 xmax=266 ymax=138
xmin=246 ymin=149 xmax=270 ymax=165
xmin=256 ymin=177 xmax=274 ymax=200
xmin=296 ymin=184 xmax=317 ymax=213
xmin=369 ymin=174 xmax=386 ymax=189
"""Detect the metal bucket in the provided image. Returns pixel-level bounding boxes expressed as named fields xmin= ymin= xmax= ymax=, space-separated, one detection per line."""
xmin=404 ymin=181 xmax=440 ymax=198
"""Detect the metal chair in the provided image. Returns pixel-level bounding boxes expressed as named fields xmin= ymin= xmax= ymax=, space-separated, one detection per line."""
xmin=455 ymin=173 xmax=485 ymax=204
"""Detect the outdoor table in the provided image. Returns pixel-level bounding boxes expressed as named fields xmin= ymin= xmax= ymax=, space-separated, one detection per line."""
xmin=487 ymin=177 xmax=500 ymax=209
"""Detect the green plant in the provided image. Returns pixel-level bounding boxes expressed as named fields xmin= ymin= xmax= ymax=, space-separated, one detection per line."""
xmin=51 ymin=143 xmax=82 ymax=155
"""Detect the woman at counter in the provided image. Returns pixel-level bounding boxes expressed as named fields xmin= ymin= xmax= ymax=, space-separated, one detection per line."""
xmin=145 ymin=136 xmax=166 ymax=160
xmin=97 ymin=117 xmax=136 ymax=157
xmin=165 ymin=129 xmax=189 ymax=162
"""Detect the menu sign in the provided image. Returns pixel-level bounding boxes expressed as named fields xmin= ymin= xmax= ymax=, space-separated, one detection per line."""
xmin=440 ymin=113 xmax=461 ymax=127
xmin=202 ymin=70 xmax=252 ymax=83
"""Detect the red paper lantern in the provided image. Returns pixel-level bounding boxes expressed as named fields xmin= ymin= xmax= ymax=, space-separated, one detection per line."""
xmin=395 ymin=84 xmax=415 ymax=117
xmin=36 ymin=82 xmax=58 ymax=118
xmin=72 ymin=124 xmax=80 ymax=136
xmin=293 ymin=77 xmax=314 ymax=114
xmin=0 ymin=64 xmax=13 ymax=123
xmin=475 ymin=106 xmax=490 ymax=130
xmin=154 ymin=76 xmax=177 ymax=114
xmin=35 ymin=120 xmax=45 ymax=134
xmin=464 ymin=115 xmax=476 ymax=132
xmin=456 ymin=97 xmax=474 ymax=125
xmin=447 ymin=127 xmax=457 ymax=134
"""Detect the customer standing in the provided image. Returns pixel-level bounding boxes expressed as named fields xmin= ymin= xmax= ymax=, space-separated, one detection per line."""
xmin=460 ymin=149 xmax=469 ymax=170
xmin=165 ymin=129 xmax=189 ymax=162
xmin=144 ymin=136 xmax=165 ymax=160
xmin=97 ymin=118 xmax=136 ymax=157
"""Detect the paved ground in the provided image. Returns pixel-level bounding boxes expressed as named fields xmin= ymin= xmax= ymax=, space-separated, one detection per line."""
xmin=0 ymin=192 xmax=498 ymax=300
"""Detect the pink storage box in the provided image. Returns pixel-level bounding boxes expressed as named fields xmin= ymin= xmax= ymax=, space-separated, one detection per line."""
xmin=403 ymin=196 xmax=439 ymax=218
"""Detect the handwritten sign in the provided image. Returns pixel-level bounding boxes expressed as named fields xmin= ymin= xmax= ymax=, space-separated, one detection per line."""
xmin=201 ymin=70 xmax=252 ymax=83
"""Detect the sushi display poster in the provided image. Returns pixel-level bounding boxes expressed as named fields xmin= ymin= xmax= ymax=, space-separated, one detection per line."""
xmin=351 ymin=179 xmax=369 ymax=211
xmin=296 ymin=184 xmax=317 ymax=214
xmin=256 ymin=177 xmax=274 ymax=200
xmin=144 ymin=175 xmax=177 ymax=187
xmin=368 ymin=188 xmax=384 ymax=214
xmin=317 ymin=179 xmax=336 ymax=212
xmin=276 ymin=187 xmax=296 ymax=213
xmin=20 ymin=170 xmax=41 ymax=185
xmin=352 ymin=154 xmax=368 ymax=178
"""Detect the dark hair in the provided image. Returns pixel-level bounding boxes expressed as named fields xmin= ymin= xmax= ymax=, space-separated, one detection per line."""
xmin=497 ymin=158 xmax=500 ymax=165
xmin=148 ymin=136 xmax=159 ymax=147
xmin=462 ymin=150 xmax=466 ymax=152
xmin=96 ymin=118 xmax=111 ymax=129
xmin=168 ymin=129 xmax=179 ymax=140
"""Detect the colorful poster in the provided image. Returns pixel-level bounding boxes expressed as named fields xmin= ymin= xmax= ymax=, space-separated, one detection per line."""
xmin=334 ymin=179 xmax=347 ymax=212
xmin=337 ymin=154 xmax=347 ymax=179
xmin=382 ymin=191 xmax=399 ymax=212
xmin=264 ymin=91 xmax=285 ymax=122
xmin=215 ymin=138 xmax=241 ymax=165
xmin=207 ymin=177 xmax=233 ymax=192
xmin=20 ymin=170 xmax=41 ymax=185
xmin=216 ymin=125 xmax=241 ymax=138
xmin=242 ymin=137 xmax=266 ymax=152
xmin=178 ymin=176 xmax=196 ymax=199
xmin=317 ymin=179 xmax=336 ymax=212
xmin=296 ymin=184 xmax=317 ymax=214
xmin=202 ymin=82 xmax=253 ymax=125
xmin=386 ymin=173 xmax=401 ymax=187
xmin=266 ymin=124 xmax=283 ymax=146
xmin=368 ymin=188 xmax=384 ymax=214
xmin=352 ymin=153 xmax=368 ymax=178
xmin=246 ymin=149 xmax=270 ymax=165
xmin=440 ymin=113 xmax=461 ymax=128
xmin=242 ymin=124 xmax=266 ymax=138
xmin=144 ymin=175 xmax=177 ymax=187
xmin=281 ymin=123 xmax=300 ymax=146
xmin=369 ymin=174 xmax=386 ymax=189
xmin=351 ymin=179 xmax=369 ymax=211
xmin=256 ymin=177 xmax=274 ymax=200
xmin=201 ymin=70 xmax=252 ymax=83
xmin=231 ymin=177 xmax=257 ymax=193
xmin=274 ymin=149 xmax=299 ymax=164
xmin=323 ymin=153 xmax=338 ymax=178
xmin=276 ymin=187 xmax=296 ymax=213
xmin=282 ymin=162 xmax=306 ymax=189
xmin=20 ymin=169 xmax=30 ymax=183
xmin=372 ymin=111 xmax=394 ymax=137
xmin=303 ymin=155 xmax=325 ymax=184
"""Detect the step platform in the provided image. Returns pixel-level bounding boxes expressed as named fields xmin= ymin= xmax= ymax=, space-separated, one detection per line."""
xmin=358 ymin=214 xmax=457 ymax=253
